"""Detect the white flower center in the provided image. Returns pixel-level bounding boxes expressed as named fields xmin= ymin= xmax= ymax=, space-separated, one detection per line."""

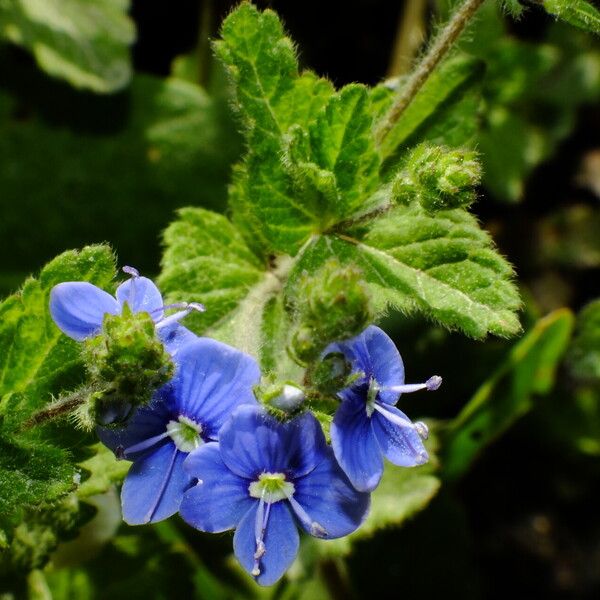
xmin=166 ymin=415 xmax=203 ymax=452
xmin=248 ymin=472 xmax=295 ymax=504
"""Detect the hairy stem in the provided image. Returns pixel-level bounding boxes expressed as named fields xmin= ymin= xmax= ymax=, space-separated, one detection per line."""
xmin=23 ymin=389 xmax=90 ymax=429
xmin=375 ymin=0 xmax=486 ymax=145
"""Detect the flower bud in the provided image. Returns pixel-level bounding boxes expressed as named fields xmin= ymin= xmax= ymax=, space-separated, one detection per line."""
xmin=81 ymin=304 xmax=173 ymax=426
xmin=393 ymin=144 xmax=481 ymax=211
xmin=289 ymin=260 xmax=373 ymax=363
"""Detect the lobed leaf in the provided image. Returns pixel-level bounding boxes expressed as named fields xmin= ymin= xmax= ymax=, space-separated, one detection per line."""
xmin=0 ymin=245 xmax=115 ymax=540
xmin=158 ymin=207 xmax=266 ymax=340
xmin=288 ymin=204 xmax=521 ymax=339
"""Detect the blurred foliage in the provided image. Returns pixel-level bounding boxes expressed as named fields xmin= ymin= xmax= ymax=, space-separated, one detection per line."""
xmin=0 ymin=53 xmax=240 ymax=288
xmin=0 ymin=0 xmax=135 ymax=93
xmin=468 ymin=3 xmax=600 ymax=202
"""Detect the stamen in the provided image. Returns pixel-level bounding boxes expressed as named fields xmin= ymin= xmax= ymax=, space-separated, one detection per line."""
xmin=122 ymin=266 xmax=140 ymax=308
xmin=372 ymin=403 xmax=428 ymax=464
xmin=122 ymin=266 xmax=140 ymax=278
xmin=252 ymin=493 xmax=272 ymax=577
xmin=155 ymin=303 xmax=206 ymax=330
xmin=381 ymin=375 xmax=443 ymax=394
xmin=119 ymin=430 xmax=171 ymax=458
xmin=285 ymin=493 xmax=327 ymax=538
xmin=414 ymin=421 xmax=429 ymax=440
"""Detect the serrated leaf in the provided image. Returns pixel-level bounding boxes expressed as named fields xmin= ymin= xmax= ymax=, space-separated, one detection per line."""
xmin=0 ymin=0 xmax=135 ymax=93
xmin=0 ymin=245 xmax=115 ymax=406
xmin=288 ymin=205 xmax=521 ymax=339
xmin=0 ymin=431 xmax=76 ymax=531
xmin=215 ymin=3 xmax=339 ymax=254
xmin=77 ymin=444 xmax=130 ymax=499
xmin=0 ymin=246 xmax=115 ymax=540
xmin=158 ymin=207 xmax=267 ymax=339
xmin=308 ymin=84 xmax=380 ymax=216
xmin=374 ymin=55 xmax=484 ymax=164
xmin=544 ymin=0 xmax=600 ymax=34
xmin=442 ymin=309 xmax=574 ymax=480
xmin=566 ymin=299 xmax=600 ymax=383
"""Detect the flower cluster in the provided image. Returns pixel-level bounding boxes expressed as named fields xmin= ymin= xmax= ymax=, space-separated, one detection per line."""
xmin=50 ymin=269 xmax=441 ymax=585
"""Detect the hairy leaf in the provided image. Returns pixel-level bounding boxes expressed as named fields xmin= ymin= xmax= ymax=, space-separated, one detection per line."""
xmin=0 ymin=0 xmax=135 ymax=93
xmin=288 ymin=205 xmax=521 ymax=339
xmin=544 ymin=0 xmax=600 ymax=34
xmin=308 ymin=84 xmax=380 ymax=217
xmin=373 ymin=55 xmax=484 ymax=164
xmin=158 ymin=207 xmax=266 ymax=337
xmin=0 ymin=245 xmax=115 ymax=405
xmin=442 ymin=309 xmax=574 ymax=480
xmin=0 ymin=246 xmax=115 ymax=539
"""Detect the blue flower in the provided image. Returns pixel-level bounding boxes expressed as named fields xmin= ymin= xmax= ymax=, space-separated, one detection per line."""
xmin=326 ymin=325 xmax=441 ymax=492
xmin=179 ymin=405 xmax=370 ymax=586
xmin=97 ymin=338 xmax=260 ymax=525
xmin=50 ymin=266 xmax=203 ymax=355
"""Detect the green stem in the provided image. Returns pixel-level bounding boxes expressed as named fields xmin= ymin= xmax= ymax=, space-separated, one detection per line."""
xmin=387 ymin=0 xmax=428 ymax=77
xmin=374 ymin=0 xmax=486 ymax=145
xmin=197 ymin=0 xmax=213 ymax=87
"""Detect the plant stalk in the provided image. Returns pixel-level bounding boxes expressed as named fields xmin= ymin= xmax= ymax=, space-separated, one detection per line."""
xmin=374 ymin=0 xmax=486 ymax=145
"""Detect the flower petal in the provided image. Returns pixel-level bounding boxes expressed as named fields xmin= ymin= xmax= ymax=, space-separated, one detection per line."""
xmin=326 ymin=326 xmax=404 ymax=405
xmin=50 ymin=282 xmax=120 ymax=341
xmin=233 ymin=501 xmax=299 ymax=586
xmin=331 ymin=399 xmax=383 ymax=492
xmin=371 ymin=405 xmax=428 ymax=467
xmin=169 ymin=339 xmax=260 ymax=439
xmin=158 ymin=324 xmax=197 ymax=356
xmin=293 ymin=446 xmax=370 ymax=538
xmin=116 ymin=276 xmax=164 ymax=318
xmin=219 ymin=406 xmax=328 ymax=480
xmin=121 ymin=440 xmax=190 ymax=524
xmin=179 ymin=443 xmax=253 ymax=532
xmin=96 ymin=393 xmax=173 ymax=458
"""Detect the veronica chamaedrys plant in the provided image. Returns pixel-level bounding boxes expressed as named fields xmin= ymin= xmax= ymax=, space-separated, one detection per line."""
xmin=97 ymin=338 xmax=260 ymax=524
xmin=325 ymin=325 xmax=441 ymax=492
xmin=179 ymin=405 xmax=370 ymax=586
xmin=50 ymin=266 xmax=204 ymax=355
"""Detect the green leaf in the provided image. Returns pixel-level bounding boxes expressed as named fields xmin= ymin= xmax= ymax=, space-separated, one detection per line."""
xmin=442 ymin=309 xmax=574 ymax=480
xmin=374 ymin=55 xmax=484 ymax=164
xmin=288 ymin=205 xmax=521 ymax=339
xmin=307 ymin=84 xmax=380 ymax=217
xmin=77 ymin=444 xmax=130 ymax=499
xmin=0 ymin=431 xmax=77 ymax=536
xmin=566 ymin=299 xmax=600 ymax=383
xmin=0 ymin=72 xmax=238 ymax=276
xmin=0 ymin=0 xmax=135 ymax=93
xmin=544 ymin=0 xmax=600 ymax=34
xmin=0 ymin=244 xmax=115 ymax=405
xmin=158 ymin=207 xmax=267 ymax=337
xmin=0 ymin=245 xmax=115 ymax=540
xmin=215 ymin=3 xmax=338 ymax=254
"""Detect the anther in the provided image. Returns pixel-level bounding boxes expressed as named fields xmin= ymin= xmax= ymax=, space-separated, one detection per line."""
xmin=122 ymin=266 xmax=140 ymax=278
xmin=425 ymin=375 xmax=442 ymax=391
